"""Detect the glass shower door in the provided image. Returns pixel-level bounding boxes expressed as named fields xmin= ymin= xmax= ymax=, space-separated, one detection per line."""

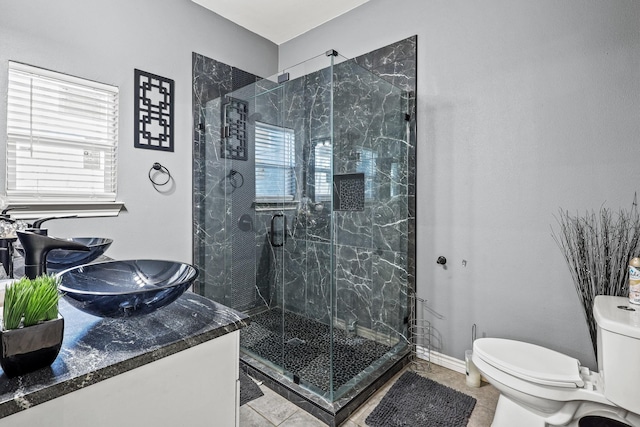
xmin=220 ymin=77 xmax=291 ymax=378
xmin=227 ymin=56 xmax=340 ymax=397
xmin=329 ymin=57 xmax=410 ymax=400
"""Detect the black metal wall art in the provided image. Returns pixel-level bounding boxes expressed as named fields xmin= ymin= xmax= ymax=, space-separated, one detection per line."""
xmin=221 ymin=97 xmax=248 ymax=161
xmin=134 ymin=69 xmax=174 ymax=152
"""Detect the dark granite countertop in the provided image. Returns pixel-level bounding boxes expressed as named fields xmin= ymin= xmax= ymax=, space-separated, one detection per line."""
xmin=0 ymin=291 xmax=250 ymax=419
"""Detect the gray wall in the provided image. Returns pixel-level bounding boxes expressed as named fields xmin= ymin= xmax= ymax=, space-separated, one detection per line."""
xmin=0 ymin=0 xmax=277 ymax=263
xmin=279 ymin=0 xmax=640 ymax=369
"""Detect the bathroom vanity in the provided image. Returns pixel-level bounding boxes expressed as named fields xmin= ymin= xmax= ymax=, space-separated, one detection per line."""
xmin=0 ymin=292 xmax=249 ymax=427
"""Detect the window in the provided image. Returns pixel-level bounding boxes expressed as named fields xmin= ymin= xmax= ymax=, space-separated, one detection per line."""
xmin=255 ymin=122 xmax=295 ymax=201
xmin=6 ymin=62 xmax=119 ymax=203
xmin=357 ymin=148 xmax=377 ymax=200
xmin=313 ymin=139 xmax=332 ymax=201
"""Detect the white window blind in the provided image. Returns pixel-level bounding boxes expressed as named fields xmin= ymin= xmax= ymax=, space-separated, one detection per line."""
xmin=314 ymin=141 xmax=332 ymax=200
xmin=6 ymin=62 xmax=119 ymax=202
xmin=255 ymin=122 xmax=295 ymax=201
xmin=357 ymin=148 xmax=377 ymax=200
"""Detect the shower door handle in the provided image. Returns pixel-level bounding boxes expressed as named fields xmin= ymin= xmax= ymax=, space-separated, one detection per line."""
xmin=270 ymin=213 xmax=286 ymax=247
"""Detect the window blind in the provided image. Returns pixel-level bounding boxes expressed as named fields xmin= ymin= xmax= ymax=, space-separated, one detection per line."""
xmin=357 ymin=148 xmax=377 ymax=200
xmin=314 ymin=142 xmax=332 ymax=200
xmin=6 ymin=62 xmax=119 ymax=202
xmin=255 ymin=122 xmax=295 ymax=200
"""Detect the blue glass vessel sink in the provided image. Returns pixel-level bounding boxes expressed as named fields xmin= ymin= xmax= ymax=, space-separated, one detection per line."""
xmin=46 ymin=237 xmax=113 ymax=268
xmin=17 ymin=237 xmax=113 ymax=269
xmin=57 ymin=260 xmax=199 ymax=318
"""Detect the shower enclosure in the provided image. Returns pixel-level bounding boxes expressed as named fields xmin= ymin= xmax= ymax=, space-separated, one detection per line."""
xmin=193 ymin=39 xmax=416 ymax=425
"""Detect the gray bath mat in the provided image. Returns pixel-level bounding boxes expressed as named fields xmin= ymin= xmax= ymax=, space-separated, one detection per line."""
xmin=239 ymin=370 xmax=264 ymax=406
xmin=366 ymin=371 xmax=476 ymax=427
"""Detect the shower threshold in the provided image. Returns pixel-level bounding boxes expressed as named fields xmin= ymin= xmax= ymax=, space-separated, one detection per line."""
xmin=239 ymin=308 xmax=410 ymax=426
xmin=240 ymin=351 xmax=409 ymax=426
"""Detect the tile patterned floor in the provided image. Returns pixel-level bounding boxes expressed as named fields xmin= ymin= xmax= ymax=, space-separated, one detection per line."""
xmin=240 ymin=360 xmax=499 ymax=426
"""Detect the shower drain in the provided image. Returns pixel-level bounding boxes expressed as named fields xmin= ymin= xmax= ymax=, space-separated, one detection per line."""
xmin=286 ymin=338 xmax=306 ymax=346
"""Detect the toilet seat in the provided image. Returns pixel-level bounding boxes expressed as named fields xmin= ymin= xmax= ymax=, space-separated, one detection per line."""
xmin=474 ymin=338 xmax=584 ymax=388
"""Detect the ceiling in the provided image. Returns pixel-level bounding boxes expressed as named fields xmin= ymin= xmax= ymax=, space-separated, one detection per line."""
xmin=191 ymin=0 xmax=370 ymax=45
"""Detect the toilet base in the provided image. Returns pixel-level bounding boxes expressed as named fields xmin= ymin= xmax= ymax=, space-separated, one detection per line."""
xmin=492 ymin=394 xmax=547 ymax=427
xmin=579 ymin=416 xmax=632 ymax=427
xmin=492 ymin=395 xmax=640 ymax=427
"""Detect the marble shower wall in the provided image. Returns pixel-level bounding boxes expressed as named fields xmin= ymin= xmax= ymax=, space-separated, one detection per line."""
xmin=192 ymin=53 xmax=264 ymax=311
xmin=281 ymin=37 xmax=417 ymax=343
xmin=192 ymin=36 xmax=417 ymax=344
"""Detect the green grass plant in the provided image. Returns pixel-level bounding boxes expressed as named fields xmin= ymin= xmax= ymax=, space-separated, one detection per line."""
xmin=3 ymin=275 xmax=60 ymax=330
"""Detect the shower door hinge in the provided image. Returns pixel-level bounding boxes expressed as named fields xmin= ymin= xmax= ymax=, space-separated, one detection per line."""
xmin=403 ymin=316 xmax=409 ymax=325
xmin=277 ymin=72 xmax=290 ymax=84
xmin=198 ymin=122 xmax=205 ymax=131
xmin=404 ymin=113 xmax=411 ymax=122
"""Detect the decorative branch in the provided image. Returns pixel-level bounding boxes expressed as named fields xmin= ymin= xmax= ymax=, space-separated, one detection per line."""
xmin=552 ymin=196 xmax=640 ymax=360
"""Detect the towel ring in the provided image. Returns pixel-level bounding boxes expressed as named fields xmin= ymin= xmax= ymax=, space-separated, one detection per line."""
xmin=148 ymin=162 xmax=171 ymax=187
xmin=228 ymin=169 xmax=244 ymax=189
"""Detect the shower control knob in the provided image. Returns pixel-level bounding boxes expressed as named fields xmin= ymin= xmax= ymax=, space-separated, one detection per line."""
xmin=436 ymin=256 xmax=447 ymax=265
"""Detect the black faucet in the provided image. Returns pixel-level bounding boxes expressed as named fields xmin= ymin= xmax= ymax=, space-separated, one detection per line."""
xmin=17 ymin=231 xmax=90 ymax=279
xmin=0 ymin=214 xmax=80 ymax=277
xmin=25 ymin=215 xmax=78 ymax=236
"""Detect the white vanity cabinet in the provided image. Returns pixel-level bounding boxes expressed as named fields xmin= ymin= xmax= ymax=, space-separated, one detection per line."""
xmin=0 ymin=294 xmax=247 ymax=427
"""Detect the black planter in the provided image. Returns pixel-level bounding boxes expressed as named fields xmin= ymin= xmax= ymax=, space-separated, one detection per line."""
xmin=0 ymin=315 xmax=64 ymax=378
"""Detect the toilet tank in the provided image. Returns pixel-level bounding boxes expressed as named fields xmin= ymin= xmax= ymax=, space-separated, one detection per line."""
xmin=593 ymin=295 xmax=640 ymax=414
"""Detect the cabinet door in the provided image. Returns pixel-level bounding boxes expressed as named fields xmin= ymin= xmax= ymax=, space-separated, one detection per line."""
xmin=0 ymin=331 xmax=240 ymax=427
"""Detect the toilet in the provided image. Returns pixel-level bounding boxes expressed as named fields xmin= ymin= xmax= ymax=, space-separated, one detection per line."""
xmin=472 ymin=295 xmax=640 ymax=427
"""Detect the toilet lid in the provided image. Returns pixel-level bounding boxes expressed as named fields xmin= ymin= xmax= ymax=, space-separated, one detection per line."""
xmin=474 ymin=338 xmax=584 ymax=388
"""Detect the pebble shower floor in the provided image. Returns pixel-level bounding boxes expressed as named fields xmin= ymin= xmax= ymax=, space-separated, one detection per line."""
xmin=240 ymin=308 xmax=393 ymax=394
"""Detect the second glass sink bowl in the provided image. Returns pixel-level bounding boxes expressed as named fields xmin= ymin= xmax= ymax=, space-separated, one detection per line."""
xmin=57 ymin=260 xmax=199 ymax=318
xmin=17 ymin=237 xmax=113 ymax=270
xmin=47 ymin=237 xmax=113 ymax=269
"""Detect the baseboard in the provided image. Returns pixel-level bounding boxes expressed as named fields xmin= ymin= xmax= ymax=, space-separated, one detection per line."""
xmin=415 ymin=345 xmax=466 ymax=375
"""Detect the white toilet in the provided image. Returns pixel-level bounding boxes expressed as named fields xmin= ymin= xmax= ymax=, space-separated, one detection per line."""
xmin=472 ymin=295 xmax=640 ymax=427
